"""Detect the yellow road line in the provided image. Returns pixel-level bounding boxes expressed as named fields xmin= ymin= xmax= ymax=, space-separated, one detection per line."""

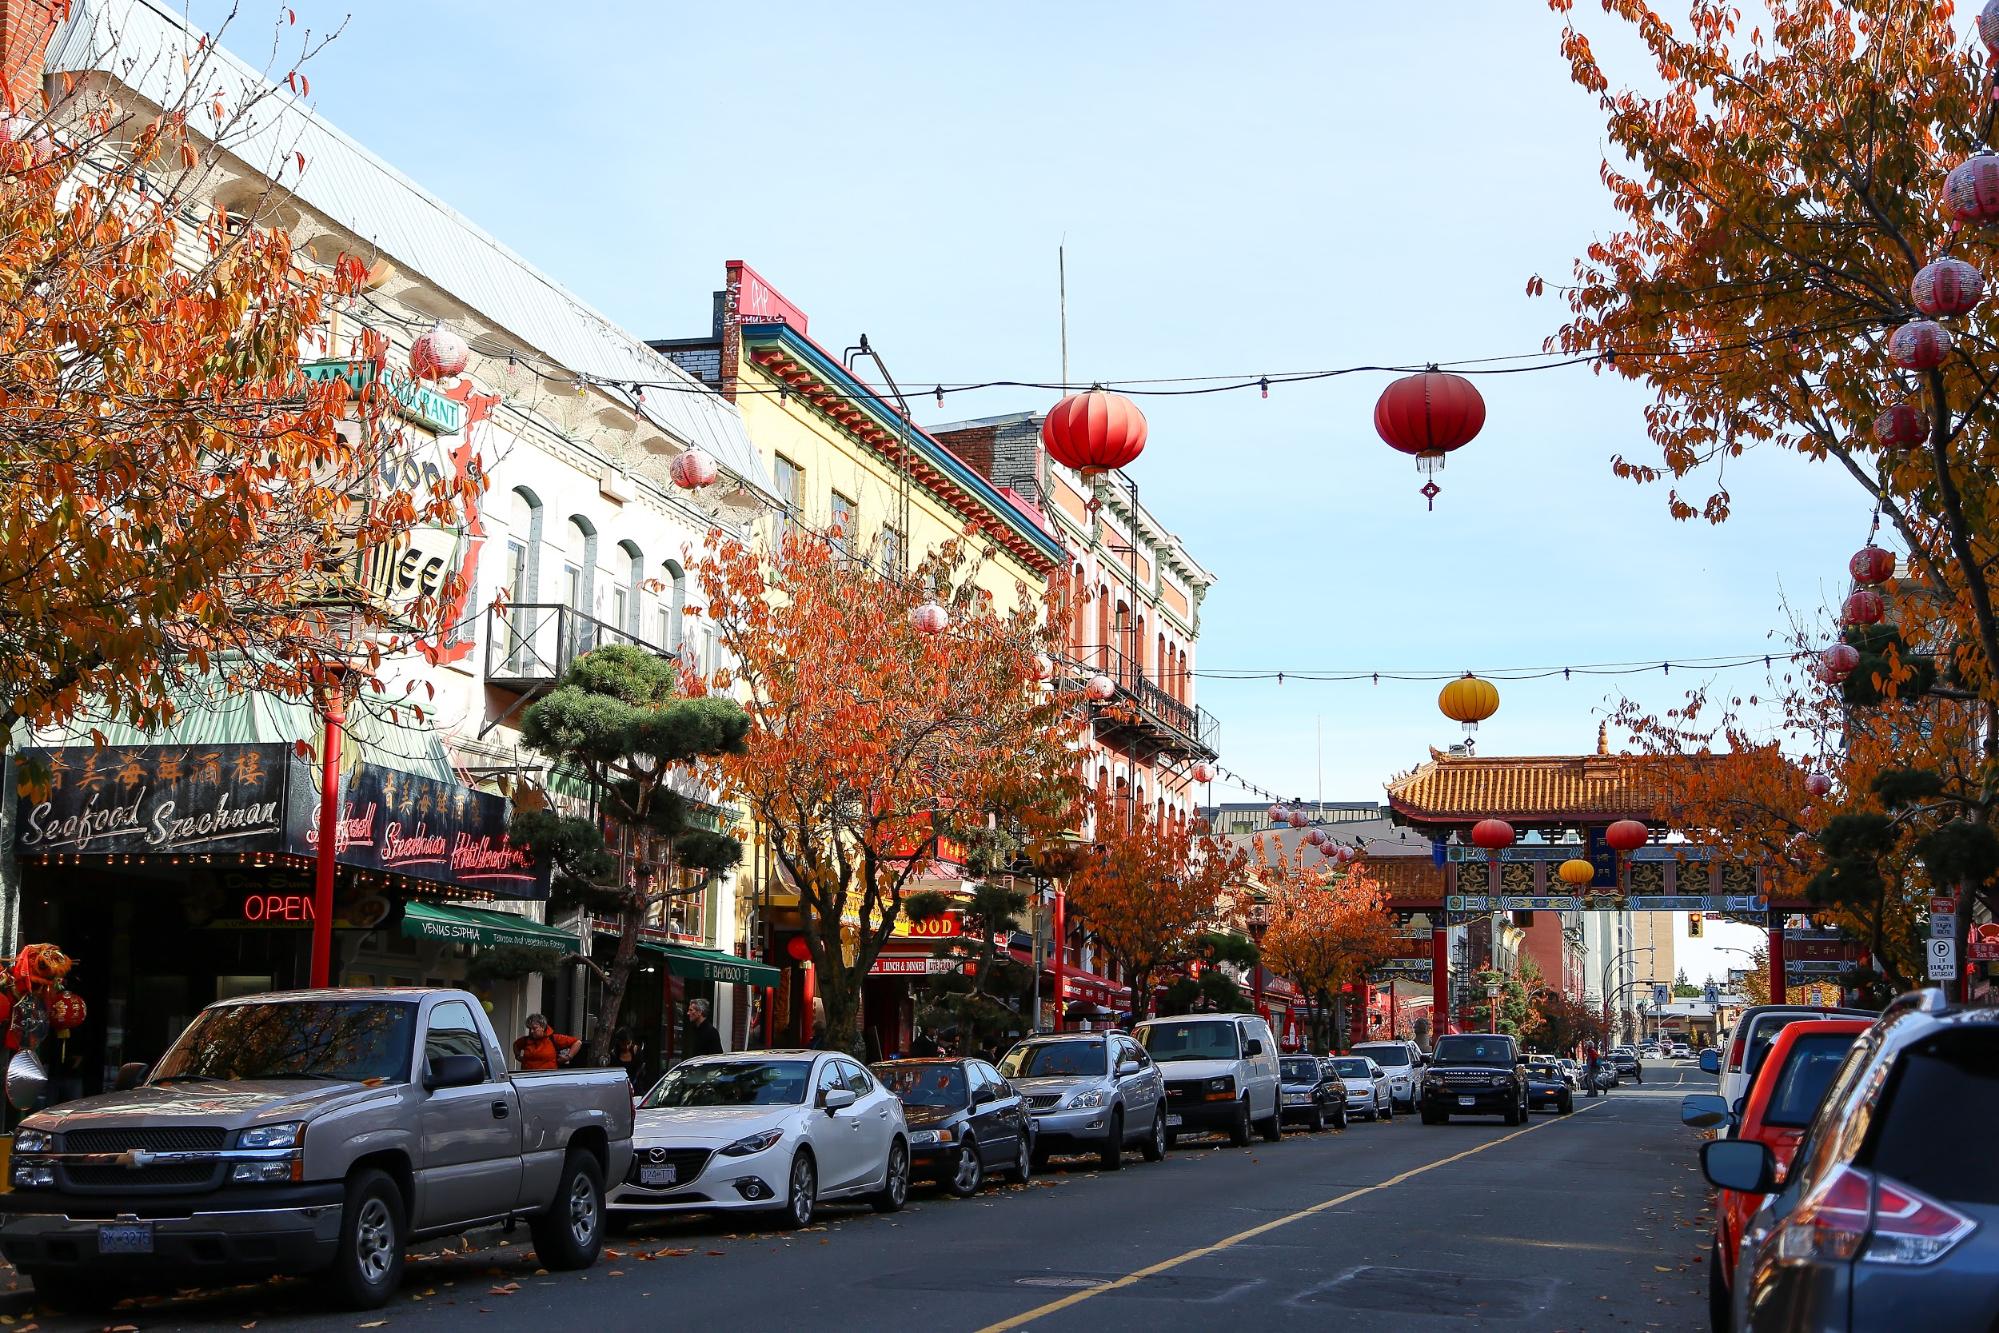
xmin=975 ymin=1101 xmax=1605 ymax=1332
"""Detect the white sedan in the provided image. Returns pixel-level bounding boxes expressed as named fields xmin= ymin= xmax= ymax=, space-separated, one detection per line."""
xmin=608 ymin=1051 xmax=910 ymax=1229
xmin=1325 ymin=1054 xmax=1394 ymax=1120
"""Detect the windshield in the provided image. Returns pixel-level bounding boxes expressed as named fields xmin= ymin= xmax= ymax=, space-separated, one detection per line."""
xmin=151 ymin=1000 xmax=415 ymax=1084
xmin=1000 ymin=1040 xmax=1105 ymax=1078
xmin=1280 ymin=1057 xmax=1320 ymax=1082
xmin=1354 ymin=1044 xmax=1411 ymax=1068
xmin=1137 ymin=1021 xmax=1241 ymax=1063
xmin=1762 ymin=1032 xmax=1862 ymax=1128
xmin=1432 ymin=1036 xmax=1515 ymax=1066
xmin=642 ymin=1059 xmax=809 ymax=1108
xmin=1528 ymin=1062 xmax=1562 ymax=1079
xmin=1331 ymin=1058 xmax=1370 ymax=1078
xmin=873 ymin=1063 xmax=968 ymax=1108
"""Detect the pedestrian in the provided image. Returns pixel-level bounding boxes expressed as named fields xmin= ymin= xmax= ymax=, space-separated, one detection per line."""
xmin=910 ymin=1025 xmax=940 ymax=1058
xmin=805 ymin=998 xmax=828 ymax=1050
xmin=514 ymin=1013 xmax=581 ymax=1071
xmin=612 ymin=1028 xmax=645 ymax=1088
xmin=1583 ymin=1039 xmax=1601 ymax=1098
xmin=685 ymin=998 xmax=724 ymax=1057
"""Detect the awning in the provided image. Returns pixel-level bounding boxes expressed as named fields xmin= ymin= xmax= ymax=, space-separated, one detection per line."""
xmin=402 ymin=902 xmax=576 ymax=954
xmin=637 ymin=939 xmax=781 ymax=988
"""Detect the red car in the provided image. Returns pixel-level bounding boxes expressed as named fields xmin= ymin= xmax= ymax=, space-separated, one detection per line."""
xmin=1683 ymin=1017 xmax=1871 ymax=1332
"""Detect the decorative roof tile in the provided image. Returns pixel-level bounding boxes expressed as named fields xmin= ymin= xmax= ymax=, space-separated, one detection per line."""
xmin=1384 ymin=748 xmax=1704 ymax=826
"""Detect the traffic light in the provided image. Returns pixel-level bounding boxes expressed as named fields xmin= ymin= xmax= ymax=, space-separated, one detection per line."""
xmin=1687 ymin=912 xmax=1704 ymax=939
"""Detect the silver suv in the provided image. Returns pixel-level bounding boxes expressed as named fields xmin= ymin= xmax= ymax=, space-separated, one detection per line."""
xmin=997 ymin=1032 xmax=1168 ymax=1170
xmin=1350 ymin=1039 xmax=1422 ymax=1110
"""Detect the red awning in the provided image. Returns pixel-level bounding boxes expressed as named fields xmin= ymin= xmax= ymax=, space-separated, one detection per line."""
xmin=1010 ymin=949 xmax=1128 ymax=1004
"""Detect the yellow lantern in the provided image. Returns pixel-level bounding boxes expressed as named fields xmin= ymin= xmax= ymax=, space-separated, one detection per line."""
xmin=1438 ymin=674 xmax=1500 ymax=733
xmin=1557 ymin=858 xmax=1596 ymax=889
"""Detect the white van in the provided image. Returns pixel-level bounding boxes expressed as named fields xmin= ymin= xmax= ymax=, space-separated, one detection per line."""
xmin=1133 ymin=1012 xmax=1283 ymax=1147
xmin=1350 ymin=1039 xmax=1423 ymax=1110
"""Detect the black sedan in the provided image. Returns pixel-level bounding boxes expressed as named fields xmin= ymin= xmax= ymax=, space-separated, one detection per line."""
xmin=871 ymin=1057 xmax=1034 ymax=1197
xmin=1524 ymin=1060 xmax=1574 ymax=1114
xmin=1278 ymin=1055 xmax=1347 ymax=1131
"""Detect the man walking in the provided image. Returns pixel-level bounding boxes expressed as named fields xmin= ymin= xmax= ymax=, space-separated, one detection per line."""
xmin=1583 ymin=1039 xmax=1601 ymax=1098
xmin=685 ymin=997 xmax=725 ymax=1057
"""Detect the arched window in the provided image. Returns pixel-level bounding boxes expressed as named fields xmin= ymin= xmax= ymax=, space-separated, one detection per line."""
xmin=564 ymin=515 xmax=598 ymax=654
xmin=1095 ymin=585 xmax=1112 ymax=673
xmin=1069 ymin=565 xmax=1088 ymax=659
xmin=499 ymin=487 xmax=544 ymax=673
xmin=614 ymin=539 xmax=644 ymax=638
xmin=658 ymin=559 xmax=688 ymax=652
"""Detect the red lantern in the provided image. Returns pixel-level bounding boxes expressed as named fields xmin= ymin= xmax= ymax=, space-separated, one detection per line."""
xmin=409 ymin=322 xmax=469 ymax=380
xmin=1268 ymin=803 xmax=1289 ymax=823
xmin=1084 ymin=673 xmax=1116 ymax=702
xmin=1334 ymin=844 xmax=1356 ymax=864
xmin=909 ymin=601 xmax=951 ymax=635
xmin=1191 ymin=761 xmax=1217 ymax=784
xmin=785 ymin=936 xmax=812 ymax=963
xmin=1888 ymin=320 xmax=1951 ymax=370
xmin=1843 ymin=589 xmax=1886 ymax=626
xmin=1872 ymin=403 xmax=1929 ymax=450
xmin=1306 ymin=828 xmax=1327 ymax=846
xmin=1912 ymin=258 xmax=1985 ymax=318
xmin=1849 ymin=546 xmax=1896 ymax=586
xmin=47 ymin=990 xmax=85 ymax=1037
xmin=1605 ymin=819 xmax=1649 ymax=853
xmin=1945 ymin=152 xmax=1999 ymax=225
xmin=1820 ymin=643 xmax=1861 ymax=682
xmin=1374 ymin=370 xmax=1486 ymax=509
xmin=1470 ymin=818 xmax=1515 ymax=851
xmin=669 ymin=449 xmax=718 ymax=489
xmin=1287 ymin=810 xmax=1309 ymax=829
xmin=1804 ymin=770 xmax=1833 ymax=799
xmin=1029 ymin=652 xmax=1055 ymax=683
xmin=1041 ymin=390 xmax=1148 ymax=476
xmin=1981 ymin=0 xmax=1999 ymax=52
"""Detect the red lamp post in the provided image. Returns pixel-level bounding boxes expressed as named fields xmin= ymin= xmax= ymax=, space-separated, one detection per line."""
xmin=309 ymin=674 xmax=347 ymax=989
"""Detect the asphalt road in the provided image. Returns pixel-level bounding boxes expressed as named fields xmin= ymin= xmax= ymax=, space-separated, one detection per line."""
xmin=3 ymin=1061 xmax=1717 ymax=1332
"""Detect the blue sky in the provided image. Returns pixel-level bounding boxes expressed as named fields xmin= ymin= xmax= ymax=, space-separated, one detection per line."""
xmin=204 ymin=1 xmax=1880 ymax=972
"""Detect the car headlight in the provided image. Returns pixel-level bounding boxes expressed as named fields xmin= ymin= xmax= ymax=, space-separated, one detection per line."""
xmin=1068 ymin=1088 xmax=1107 ymax=1109
xmin=908 ymin=1128 xmax=956 ymax=1145
xmin=1205 ymin=1077 xmax=1232 ymax=1094
xmin=239 ymin=1121 xmax=305 ymax=1150
xmin=1491 ymin=1074 xmax=1512 ymax=1087
xmin=719 ymin=1129 xmax=785 ymax=1158
xmin=11 ymin=1164 xmax=53 ymax=1188
xmin=11 ymin=1128 xmax=52 ymax=1154
xmin=232 ymin=1160 xmax=296 ymax=1183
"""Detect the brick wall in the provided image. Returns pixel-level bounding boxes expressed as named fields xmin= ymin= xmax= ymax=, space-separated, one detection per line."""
xmin=0 ymin=0 xmax=63 ymax=114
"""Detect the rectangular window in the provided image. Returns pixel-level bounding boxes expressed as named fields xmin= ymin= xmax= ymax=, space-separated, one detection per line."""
xmin=657 ymin=607 xmax=673 ymax=654
xmin=773 ymin=454 xmax=803 ymax=537
xmin=611 ymin=586 xmax=629 ymax=637
xmin=879 ymin=525 xmax=902 ymax=575
xmin=829 ymin=491 xmax=855 ymax=557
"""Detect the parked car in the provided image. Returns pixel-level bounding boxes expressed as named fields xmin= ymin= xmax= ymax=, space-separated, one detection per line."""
xmin=1702 ymin=1003 xmax=1873 ymax=1114
xmin=1524 ymin=1059 xmax=1574 ymax=1115
xmin=1555 ymin=1058 xmax=1583 ymax=1088
xmin=0 ymin=988 xmax=633 ymax=1311
xmin=1420 ymin=1032 xmax=1528 ymax=1124
xmin=1608 ymin=1047 xmax=1641 ymax=1076
xmin=997 ymin=1031 xmax=1167 ymax=1169
xmin=605 ymin=1052 xmax=908 ymax=1231
xmin=1682 ymin=1018 xmax=1870 ymax=1331
xmin=870 ymin=1058 xmax=1033 ymax=1196
xmin=1326 ymin=1055 xmax=1393 ymax=1120
xmin=1702 ymin=991 xmax=1998 ymax=1332
xmin=1348 ymin=1039 xmax=1422 ymax=1110
xmin=1277 ymin=1055 xmax=1346 ymax=1131
xmin=1671 ymin=1042 xmax=1692 ymax=1059
xmin=1134 ymin=1013 xmax=1282 ymax=1147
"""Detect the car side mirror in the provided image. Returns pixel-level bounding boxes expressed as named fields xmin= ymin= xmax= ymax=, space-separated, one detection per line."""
xmin=1372 ymin=1068 xmax=1385 ymax=1079
xmin=973 ymin=1085 xmax=996 ymax=1105
xmin=1116 ymin=1059 xmax=1140 ymax=1077
xmin=822 ymin=1086 xmax=858 ymax=1112
xmin=1245 ymin=1039 xmax=1264 ymax=1057
xmin=424 ymin=1053 xmax=486 ymax=1090
xmin=114 ymin=1062 xmax=149 ymax=1092
xmin=1699 ymin=1049 xmax=1721 ymax=1075
xmin=1680 ymin=1093 xmax=1732 ymax=1130
xmin=1701 ymin=1139 xmax=1777 ymax=1194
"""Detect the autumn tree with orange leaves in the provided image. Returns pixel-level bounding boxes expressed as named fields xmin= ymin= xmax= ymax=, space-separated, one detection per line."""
xmin=1062 ymin=790 xmax=1250 ymax=1025
xmin=1 ymin=15 xmax=474 ymax=759
xmin=1548 ymin=1 xmax=1999 ymax=993
xmin=698 ymin=528 xmax=1081 ymax=1054
xmin=1252 ymin=842 xmax=1397 ymax=1054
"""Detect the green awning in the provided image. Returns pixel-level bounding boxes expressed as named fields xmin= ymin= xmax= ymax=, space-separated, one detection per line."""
xmin=636 ymin=939 xmax=780 ymax=988
xmin=403 ymin=902 xmax=576 ymax=954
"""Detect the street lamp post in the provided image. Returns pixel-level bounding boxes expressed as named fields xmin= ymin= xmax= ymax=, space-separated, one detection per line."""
xmin=1485 ymin=980 xmax=1502 ymax=1034
xmin=1599 ymin=946 xmax=1653 ymax=1044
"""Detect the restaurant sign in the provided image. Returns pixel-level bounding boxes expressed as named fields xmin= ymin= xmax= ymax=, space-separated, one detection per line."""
xmin=294 ymin=763 xmax=548 ymax=900
xmin=14 ymin=744 xmax=305 ymax=857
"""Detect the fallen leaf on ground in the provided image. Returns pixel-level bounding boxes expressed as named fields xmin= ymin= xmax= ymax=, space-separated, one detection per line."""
xmin=487 ymin=1282 xmax=520 ymax=1296
xmin=358 ymin=1322 xmax=388 ymax=1329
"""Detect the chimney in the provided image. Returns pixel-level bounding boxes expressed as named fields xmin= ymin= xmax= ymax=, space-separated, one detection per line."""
xmin=0 ymin=0 xmax=65 ymax=115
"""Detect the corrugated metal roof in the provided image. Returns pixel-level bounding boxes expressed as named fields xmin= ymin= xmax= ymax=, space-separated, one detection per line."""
xmin=48 ymin=0 xmax=771 ymax=496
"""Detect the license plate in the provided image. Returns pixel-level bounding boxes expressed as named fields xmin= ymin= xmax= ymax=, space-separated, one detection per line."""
xmin=97 ymin=1223 xmax=154 ymax=1255
xmin=1165 ymin=1114 xmax=1182 ymax=1127
xmin=1457 ymin=1096 xmax=1475 ymax=1106
xmin=638 ymin=1165 xmax=678 ymax=1187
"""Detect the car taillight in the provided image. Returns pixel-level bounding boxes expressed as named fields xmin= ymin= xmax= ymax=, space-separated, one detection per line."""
xmin=1774 ymin=1164 xmax=1976 ymax=1267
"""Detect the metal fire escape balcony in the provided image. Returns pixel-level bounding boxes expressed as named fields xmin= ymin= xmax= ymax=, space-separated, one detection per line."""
xmin=1061 ymin=647 xmax=1219 ymax=762
xmin=479 ymin=603 xmax=677 ymax=736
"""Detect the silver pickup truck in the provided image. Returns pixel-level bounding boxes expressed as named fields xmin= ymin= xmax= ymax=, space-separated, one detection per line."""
xmin=0 ymin=987 xmax=633 ymax=1310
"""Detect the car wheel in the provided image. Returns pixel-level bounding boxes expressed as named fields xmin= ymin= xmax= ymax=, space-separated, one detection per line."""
xmin=324 ymin=1167 xmax=405 ymax=1310
xmin=1030 ymin=1144 xmax=1052 ymax=1172
xmin=529 ymin=1148 xmax=605 ymax=1272
xmin=1007 ymin=1130 xmax=1034 ymax=1185
xmin=1307 ymin=1105 xmax=1324 ymax=1133
xmin=1258 ymin=1097 xmax=1282 ymax=1142
xmin=871 ymin=1139 xmax=910 ymax=1213
xmin=1099 ymin=1111 xmax=1125 ymax=1170
xmin=1228 ymin=1098 xmax=1253 ymax=1147
xmin=1335 ymin=1103 xmax=1349 ymax=1129
xmin=1379 ymin=1095 xmax=1393 ymax=1122
xmin=1708 ymin=1236 xmax=1731 ymax=1333
xmin=1560 ymin=1095 xmax=1573 ymax=1115
xmin=1142 ymin=1108 xmax=1167 ymax=1161
xmin=947 ymin=1143 xmax=984 ymax=1198
xmin=775 ymin=1149 xmax=816 ymax=1230
xmin=1502 ymin=1101 xmax=1522 ymax=1127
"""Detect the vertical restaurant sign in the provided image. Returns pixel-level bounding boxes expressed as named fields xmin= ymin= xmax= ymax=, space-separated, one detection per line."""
xmin=292 ymin=763 xmax=549 ymax=900
xmin=13 ymin=745 xmax=302 ymax=857
xmin=726 ymin=260 xmax=810 ymax=332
